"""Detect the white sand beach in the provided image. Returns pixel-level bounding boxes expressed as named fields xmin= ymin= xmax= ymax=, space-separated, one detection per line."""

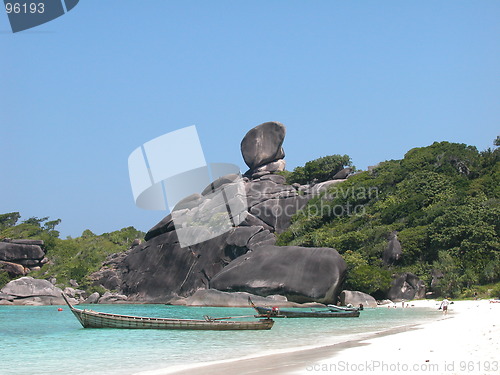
xmin=143 ymin=300 xmax=499 ymax=375
xmin=299 ymin=300 xmax=500 ymax=375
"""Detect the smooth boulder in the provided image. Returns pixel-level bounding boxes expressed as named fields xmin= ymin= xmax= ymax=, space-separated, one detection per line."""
xmin=339 ymin=290 xmax=377 ymax=308
xmin=241 ymin=121 xmax=286 ymax=170
xmin=383 ymin=231 xmax=402 ymax=265
xmin=0 ymin=241 xmax=45 ymax=262
xmin=386 ymin=272 xmax=425 ymax=301
xmin=0 ymin=277 xmax=67 ymax=305
xmin=210 ymin=245 xmax=346 ymax=304
xmin=169 ymin=289 xmax=325 ymax=307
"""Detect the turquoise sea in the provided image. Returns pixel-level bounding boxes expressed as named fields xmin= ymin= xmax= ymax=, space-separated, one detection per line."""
xmin=0 ymin=304 xmax=439 ymax=375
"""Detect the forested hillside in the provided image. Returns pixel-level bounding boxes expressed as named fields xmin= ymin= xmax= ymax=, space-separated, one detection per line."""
xmin=278 ymin=140 xmax=500 ymax=298
xmin=0 ymin=213 xmax=143 ymax=290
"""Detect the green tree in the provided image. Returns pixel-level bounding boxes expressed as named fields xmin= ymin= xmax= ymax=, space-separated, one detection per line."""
xmin=0 ymin=270 xmax=10 ymax=289
xmin=0 ymin=212 xmax=21 ymax=232
xmin=286 ymin=154 xmax=353 ymax=184
xmin=343 ymin=251 xmax=392 ymax=295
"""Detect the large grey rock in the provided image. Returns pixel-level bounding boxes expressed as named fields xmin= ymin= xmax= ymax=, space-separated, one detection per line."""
xmin=12 ymin=295 xmax=70 ymax=305
xmin=332 ymin=167 xmax=353 ymax=180
xmin=84 ymin=292 xmax=100 ymax=304
xmin=386 ymin=273 xmax=425 ymax=301
xmin=0 ymin=242 xmax=45 ymax=262
xmin=9 ymin=239 xmax=44 ymax=246
xmin=339 ymin=290 xmax=378 ymax=308
xmin=252 ymin=159 xmax=286 ymax=174
xmin=144 ymin=214 xmax=174 ymax=241
xmin=383 ymin=231 xmax=402 ymax=265
xmin=63 ymin=287 xmax=76 ymax=298
xmin=201 ymin=174 xmax=240 ymax=196
xmin=430 ymin=269 xmax=444 ymax=290
xmin=210 ymin=245 xmax=347 ymax=304
xmin=241 ymin=122 xmax=286 ymax=170
xmin=172 ymin=193 xmax=204 ymax=211
xmin=251 ymin=171 xmax=271 ymax=179
xmin=1 ymin=277 xmax=61 ymax=298
xmin=0 ymin=277 xmax=68 ymax=305
xmin=247 ymin=230 xmax=276 ymax=249
xmin=224 ymin=226 xmax=264 ymax=259
xmin=99 ymin=292 xmax=128 ymax=304
xmin=237 ymin=212 xmax=274 ymax=232
xmin=260 ymin=174 xmax=287 ymax=184
xmin=246 ymin=179 xmax=295 ymax=197
xmin=246 ymin=180 xmax=297 ymax=208
xmin=170 ymin=289 xmax=322 ymax=307
xmin=120 ymin=231 xmax=230 ymax=302
xmin=249 ymin=196 xmax=309 ymax=233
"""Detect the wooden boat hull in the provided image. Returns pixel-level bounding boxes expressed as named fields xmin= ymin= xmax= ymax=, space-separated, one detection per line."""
xmin=254 ymin=306 xmax=360 ymax=318
xmin=63 ymin=295 xmax=274 ymax=330
xmin=327 ymin=304 xmax=361 ymax=312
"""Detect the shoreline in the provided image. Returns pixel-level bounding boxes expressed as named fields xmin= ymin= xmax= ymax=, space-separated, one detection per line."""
xmin=135 ymin=300 xmax=499 ymax=375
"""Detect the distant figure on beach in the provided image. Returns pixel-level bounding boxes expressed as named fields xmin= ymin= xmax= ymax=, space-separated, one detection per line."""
xmin=359 ymin=304 xmax=364 ymax=310
xmin=440 ymin=297 xmax=450 ymax=314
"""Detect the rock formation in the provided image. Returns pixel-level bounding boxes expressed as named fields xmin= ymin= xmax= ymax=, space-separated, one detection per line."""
xmin=91 ymin=226 xmax=278 ymax=303
xmin=0 ymin=276 xmax=73 ymax=305
xmin=168 ymin=289 xmax=325 ymax=308
xmin=210 ymin=245 xmax=346 ymax=303
xmin=0 ymin=239 xmax=48 ymax=277
xmin=90 ymin=121 xmax=349 ymax=303
xmin=339 ymin=290 xmax=378 ymax=308
xmin=382 ymin=231 xmax=402 ymax=265
xmin=241 ymin=121 xmax=286 ymax=174
xmin=386 ymin=272 xmax=425 ymax=301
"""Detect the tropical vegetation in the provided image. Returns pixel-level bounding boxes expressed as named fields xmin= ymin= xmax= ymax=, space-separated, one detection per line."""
xmin=0 ymin=213 xmax=143 ymax=290
xmin=278 ymin=140 xmax=500 ymax=298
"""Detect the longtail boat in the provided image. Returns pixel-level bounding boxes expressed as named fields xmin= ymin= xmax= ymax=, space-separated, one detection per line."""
xmin=249 ymin=298 xmax=360 ymax=318
xmin=327 ymin=304 xmax=362 ymax=312
xmin=62 ymin=294 xmax=274 ymax=330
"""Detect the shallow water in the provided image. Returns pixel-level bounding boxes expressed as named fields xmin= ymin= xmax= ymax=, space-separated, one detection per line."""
xmin=0 ymin=304 xmax=439 ymax=375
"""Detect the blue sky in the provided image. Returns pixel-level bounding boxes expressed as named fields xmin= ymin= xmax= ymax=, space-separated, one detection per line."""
xmin=1 ymin=1 xmax=499 ymax=238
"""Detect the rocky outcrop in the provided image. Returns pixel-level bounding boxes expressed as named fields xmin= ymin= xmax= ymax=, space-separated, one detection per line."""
xmin=383 ymin=231 xmax=402 ymax=265
xmin=84 ymin=292 xmax=100 ymax=304
xmin=0 ymin=239 xmax=47 ymax=276
xmin=99 ymin=292 xmax=128 ymax=304
xmin=210 ymin=245 xmax=347 ymax=304
xmin=91 ymin=226 xmax=277 ymax=303
xmin=0 ymin=276 xmax=73 ymax=305
xmin=90 ymin=121 xmax=350 ymax=303
xmin=331 ymin=167 xmax=353 ymax=180
xmin=386 ymin=273 xmax=425 ymax=301
xmin=339 ymin=290 xmax=378 ymax=308
xmin=169 ymin=289 xmax=326 ymax=308
xmin=241 ymin=121 xmax=286 ymax=172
